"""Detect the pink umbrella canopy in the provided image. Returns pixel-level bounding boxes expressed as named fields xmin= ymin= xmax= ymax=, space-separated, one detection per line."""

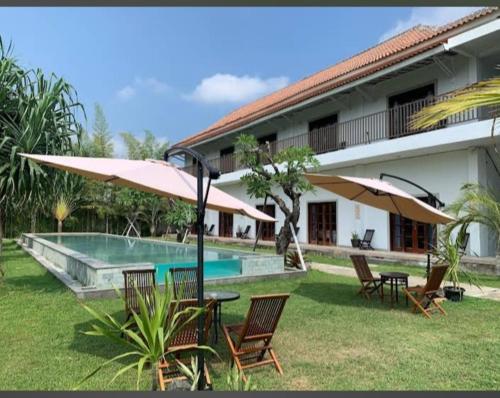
xmin=20 ymin=154 xmax=275 ymax=223
xmin=305 ymin=173 xmax=454 ymax=225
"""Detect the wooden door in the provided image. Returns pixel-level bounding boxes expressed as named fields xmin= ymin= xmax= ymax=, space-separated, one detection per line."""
xmin=308 ymin=202 xmax=337 ymax=245
xmin=390 ymin=196 xmax=436 ymax=253
xmin=308 ymin=114 xmax=338 ymax=154
xmin=256 ymin=204 xmax=276 ymax=241
xmin=218 ymin=212 xmax=233 ymax=237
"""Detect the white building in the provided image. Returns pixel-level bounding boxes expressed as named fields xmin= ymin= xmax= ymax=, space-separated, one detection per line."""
xmin=176 ymin=8 xmax=500 ymax=257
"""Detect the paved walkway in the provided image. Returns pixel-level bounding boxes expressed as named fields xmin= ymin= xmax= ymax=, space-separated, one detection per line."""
xmin=310 ymin=262 xmax=500 ymax=302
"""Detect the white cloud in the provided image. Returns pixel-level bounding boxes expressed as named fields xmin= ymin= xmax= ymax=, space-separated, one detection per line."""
xmin=185 ymin=73 xmax=290 ymax=104
xmin=115 ymin=77 xmax=169 ymax=101
xmin=134 ymin=77 xmax=170 ymax=94
xmin=116 ymin=85 xmax=136 ymax=101
xmin=112 ymin=135 xmax=127 ymax=158
xmin=379 ymin=7 xmax=482 ymax=42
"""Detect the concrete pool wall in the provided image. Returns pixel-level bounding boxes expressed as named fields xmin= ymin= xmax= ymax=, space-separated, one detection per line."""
xmin=20 ymin=233 xmax=297 ymax=298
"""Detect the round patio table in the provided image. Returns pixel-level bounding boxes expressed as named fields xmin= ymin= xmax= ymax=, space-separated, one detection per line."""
xmin=380 ymin=272 xmax=409 ymax=306
xmin=204 ymin=291 xmax=240 ymax=344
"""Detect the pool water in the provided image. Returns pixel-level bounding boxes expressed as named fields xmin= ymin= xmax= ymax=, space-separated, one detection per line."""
xmin=40 ymin=234 xmax=246 ymax=279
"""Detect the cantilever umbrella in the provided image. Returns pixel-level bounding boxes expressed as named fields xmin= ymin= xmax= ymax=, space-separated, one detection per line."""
xmin=304 ymin=173 xmax=454 ymax=225
xmin=20 ymin=154 xmax=275 ymax=222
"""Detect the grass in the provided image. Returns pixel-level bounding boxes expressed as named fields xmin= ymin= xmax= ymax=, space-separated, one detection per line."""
xmin=0 ymin=240 xmax=499 ymax=391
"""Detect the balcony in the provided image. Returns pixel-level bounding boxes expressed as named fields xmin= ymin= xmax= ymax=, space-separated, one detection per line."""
xmin=182 ymin=93 xmax=490 ymax=176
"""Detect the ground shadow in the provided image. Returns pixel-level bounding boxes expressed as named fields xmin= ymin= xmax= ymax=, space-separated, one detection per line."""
xmin=4 ymin=274 xmax=67 ymax=294
xmin=292 ymin=281 xmax=409 ymax=313
xmin=69 ymin=310 xmax=133 ymax=364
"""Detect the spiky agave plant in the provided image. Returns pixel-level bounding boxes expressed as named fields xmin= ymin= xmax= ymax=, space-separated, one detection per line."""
xmin=77 ymin=280 xmax=215 ymax=390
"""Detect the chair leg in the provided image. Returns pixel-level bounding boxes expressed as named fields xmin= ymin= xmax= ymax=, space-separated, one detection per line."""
xmin=404 ymin=290 xmax=432 ymax=319
xmin=268 ymin=348 xmax=284 ymax=375
xmin=432 ymin=299 xmax=447 ymax=316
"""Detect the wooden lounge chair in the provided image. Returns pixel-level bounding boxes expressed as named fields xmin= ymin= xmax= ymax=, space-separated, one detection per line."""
xmin=240 ymin=225 xmax=251 ymax=239
xmin=222 ymin=293 xmax=290 ymax=382
xmin=358 ymin=229 xmax=375 ymax=249
xmin=170 ymin=267 xmax=198 ymax=300
xmin=204 ymin=224 xmax=215 ymax=236
xmin=403 ymin=265 xmax=448 ymax=319
xmin=122 ymin=269 xmax=156 ymax=322
xmin=158 ymin=299 xmax=216 ymax=390
xmin=459 ymin=233 xmax=470 ymax=255
xmin=350 ymin=255 xmax=382 ymax=300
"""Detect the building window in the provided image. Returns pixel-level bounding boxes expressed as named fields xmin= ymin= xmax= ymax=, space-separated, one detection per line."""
xmin=218 ymin=212 xmax=233 ymax=237
xmin=256 ymin=204 xmax=276 ymax=241
xmin=388 ymin=84 xmax=438 ymax=138
xmin=219 ymin=146 xmax=235 ymax=173
xmin=308 ymin=114 xmax=338 ymax=154
xmin=308 ymin=202 xmax=337 ymax=246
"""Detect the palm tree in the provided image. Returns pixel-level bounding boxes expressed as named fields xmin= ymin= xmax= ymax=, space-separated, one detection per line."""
xmin=412 ymin=77 xmax=500 ymax=259
xmin=411 ymin=77 xmax=500 ymax=148
xmin=0 ymin=38 xmax=84 ymax=253
xmin=445 ymin=184 xmax=500 ymax=258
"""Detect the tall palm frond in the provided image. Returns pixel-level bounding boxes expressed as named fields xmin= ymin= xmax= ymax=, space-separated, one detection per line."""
xmin=411 ymin=77 xmax=500 ymax=131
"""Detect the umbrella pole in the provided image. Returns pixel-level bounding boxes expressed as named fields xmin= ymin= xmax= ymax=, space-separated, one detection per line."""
xmin=196 ymin=160 xmax=206 ymax=391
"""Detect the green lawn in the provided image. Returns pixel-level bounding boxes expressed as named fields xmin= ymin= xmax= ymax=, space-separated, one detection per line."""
xmin=0 ymin=240 xmax=499 ymax=391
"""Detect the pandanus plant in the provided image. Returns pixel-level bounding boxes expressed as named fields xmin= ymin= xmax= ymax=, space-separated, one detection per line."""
xmin=77 ymin=280 xmax=215 ymax=391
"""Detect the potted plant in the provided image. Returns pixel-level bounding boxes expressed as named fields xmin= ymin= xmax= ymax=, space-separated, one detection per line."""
xmin=351 ymin=232 xmax=360 ymax=248
xmin=434 ymin=224 xmax=479 ymax=302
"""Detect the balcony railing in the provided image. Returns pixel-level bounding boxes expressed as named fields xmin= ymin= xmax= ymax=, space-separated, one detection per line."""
xmin=182 ymin=93 xmax=491 ymax=176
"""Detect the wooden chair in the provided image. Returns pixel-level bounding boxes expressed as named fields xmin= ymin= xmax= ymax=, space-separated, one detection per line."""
xmin=206 ymin=224 xmax=215 ymax=236
xmin=122 ymin=269 xmax=156 ymax=322
xmin=170 ymin=267 xmax=198 ymax=300
xmin=459 ymin=233 xmax=470 ymax=255
xmin=403 ymin=265 xmax=448 ymax=319
xmin=350 ymin=255 xmax=382 ymax=300
xmin=222 ymin=293 xmax=290 ymax=382
xmin=358 ymin=229 xmax=375 ymax=250
xmin=158 ymin=298 xmax=216 ymax=390
xmin=240 ymin=225 xmax=251 ymax=239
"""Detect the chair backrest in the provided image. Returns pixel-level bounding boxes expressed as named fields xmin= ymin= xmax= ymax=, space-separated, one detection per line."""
xmin=236 ymin=294 xmax=289 ymax=346
xmin=362 ymin=229 xmax=375 ymax=242
xmin=208 ymin=224 xmax=215 ymax=233
xmin=460 ymin=233 xmax=470 ymax=251
xmin=168 ymin=299 xmax=215 ymax=349
xmin=169 ymin=267 xmax=198 ymax=300
xmin=424 ymin=265 xmax=448 ymax=294
xmin=123 ymin=269 xmax=156 ymax=314
xmin=350 ymin=255 xmax=375 ymax=282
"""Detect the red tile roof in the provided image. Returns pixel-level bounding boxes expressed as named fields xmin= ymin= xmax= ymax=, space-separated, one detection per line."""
xmin=178 ymin=7 xmax=498 ymax=147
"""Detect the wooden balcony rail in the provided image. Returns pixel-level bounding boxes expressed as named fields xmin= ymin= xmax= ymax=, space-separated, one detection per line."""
xmin=182 ymin=93 xmax=487 ymax=176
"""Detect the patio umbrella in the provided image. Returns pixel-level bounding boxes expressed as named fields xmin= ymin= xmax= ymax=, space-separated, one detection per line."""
xmin=20 ymin=154 xmax=275 ymax=222
xmin=21 ymin=152 xmax=276 ymax=390
xmin=304 ymin=173 xmax=454 ymax=225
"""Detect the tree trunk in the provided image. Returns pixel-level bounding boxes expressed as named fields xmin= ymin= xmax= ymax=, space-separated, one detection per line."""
xmin=58 ymin=220 xmax=63 ymax=233
xmin=30 ymin=212 xmax=37 ymax=233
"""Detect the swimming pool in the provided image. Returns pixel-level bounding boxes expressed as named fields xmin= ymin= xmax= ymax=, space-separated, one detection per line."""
xmin=21 ymin=233 xmax=285 ymax=293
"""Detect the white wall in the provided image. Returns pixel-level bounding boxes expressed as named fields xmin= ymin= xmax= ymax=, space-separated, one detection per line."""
xmin=208 ymin=148 xmax=499 ymax=256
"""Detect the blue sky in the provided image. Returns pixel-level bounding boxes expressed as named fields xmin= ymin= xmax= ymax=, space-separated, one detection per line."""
xmin=0 ymin=7 xmax=481 ymax=156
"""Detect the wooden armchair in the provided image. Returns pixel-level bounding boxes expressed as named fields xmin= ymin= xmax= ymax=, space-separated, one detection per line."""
xmin=350 ymin=255 xmax=382 ymax=300
xmin=222 ymin=293 xmax=290 ymax=382
xmin=403 ymin=265 xmax=448 ymax=319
